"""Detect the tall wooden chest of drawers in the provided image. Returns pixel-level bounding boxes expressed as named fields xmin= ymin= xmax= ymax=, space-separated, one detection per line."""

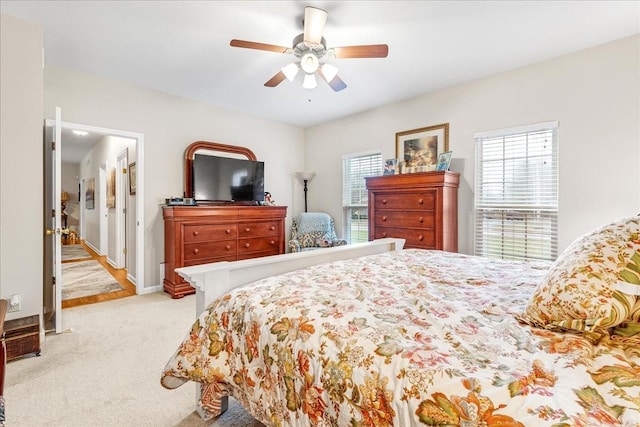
xmin=163 ymin=205 xmax=287 ymax=298
xmin=365 ymin=171 xmax=459 ymax=252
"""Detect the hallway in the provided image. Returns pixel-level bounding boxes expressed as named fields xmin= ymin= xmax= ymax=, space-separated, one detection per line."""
xmin=62 ymin=239 xmax=136 ymax=309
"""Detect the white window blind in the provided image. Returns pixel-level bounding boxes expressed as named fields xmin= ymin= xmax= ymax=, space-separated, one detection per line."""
xmin=474 ymin=122 xmax=558 ymax=261
xmin=342 ymin=151 xmax=382 ymax=243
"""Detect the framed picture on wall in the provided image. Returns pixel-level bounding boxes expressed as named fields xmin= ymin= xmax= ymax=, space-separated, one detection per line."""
xmin=396 ymin=123 xmax=449 ymax=172
xmin=129 ymin=162 xmax=136 ymax=195
xmin=86 ymin=177 xmax=95 ymax=210
xmin=107 ymin=167 xmax=116 ymax=208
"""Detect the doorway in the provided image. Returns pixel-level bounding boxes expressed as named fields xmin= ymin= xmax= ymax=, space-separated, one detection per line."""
xmin=44 ymin=116 xmax=145 ymax=332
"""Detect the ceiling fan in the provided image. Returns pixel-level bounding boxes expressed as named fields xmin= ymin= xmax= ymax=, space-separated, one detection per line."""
xmin=230 ymin=6 xmax=389 ymax=92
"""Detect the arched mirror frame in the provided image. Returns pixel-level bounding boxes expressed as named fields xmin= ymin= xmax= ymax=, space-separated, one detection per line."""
xmin=184 ymin=141 xmax=257 ymax=199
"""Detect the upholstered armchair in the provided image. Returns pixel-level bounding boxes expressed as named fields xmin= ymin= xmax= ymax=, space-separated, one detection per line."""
xmin=288 ymin=212 xmax=347 ymax=252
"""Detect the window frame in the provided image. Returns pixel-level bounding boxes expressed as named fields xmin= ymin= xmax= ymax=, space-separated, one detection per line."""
xmin=342 ymin=150 xmax=382 ymax=243
xmin=474 ymin=121 xmax=559 ymax=261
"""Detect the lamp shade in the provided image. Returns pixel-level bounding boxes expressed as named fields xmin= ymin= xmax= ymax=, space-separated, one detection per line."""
xmin=61 ymin=191 xmax=69 ymax=202
xmin=295 ymin=171 xmax=316 ymax=182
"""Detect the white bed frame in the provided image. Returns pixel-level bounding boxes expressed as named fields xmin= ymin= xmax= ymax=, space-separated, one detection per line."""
xmin=175 ymin=237 xmax=405 ymax=420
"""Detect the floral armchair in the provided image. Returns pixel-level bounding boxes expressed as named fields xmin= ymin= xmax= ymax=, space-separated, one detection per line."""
xmin=288 ymin=212 xmax=348 ymax=252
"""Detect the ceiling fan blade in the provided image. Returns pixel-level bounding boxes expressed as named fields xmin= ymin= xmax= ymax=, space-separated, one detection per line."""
xmin=264 ymin=71 xmax=287 ymax=87
xmin=303 ymin=7 xmax=328 ymax=45
xmin=319 ymin=69 xmax=347 ymax=92
xmin=332 ymin=44 xmax=389 ymax=59
xmin=230 ymin=39 xmax=290 ymax=54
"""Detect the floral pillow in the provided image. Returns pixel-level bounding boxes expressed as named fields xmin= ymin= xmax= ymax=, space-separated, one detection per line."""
xmin=519 ymin=215 xmax=640 ymax=336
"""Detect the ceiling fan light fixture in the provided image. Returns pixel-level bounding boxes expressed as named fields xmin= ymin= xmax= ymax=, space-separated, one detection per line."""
xmin=282 ymin=62 xmax=299 ymax=81
xmin=300 ymin=52 xmax=319 ymax=74
xmin=321 ymin=63 xmax=338 ymax=82
xmin=302 ymin=73 xmax=318 ymax=89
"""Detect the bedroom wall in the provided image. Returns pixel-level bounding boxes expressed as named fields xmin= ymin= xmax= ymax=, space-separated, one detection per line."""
xmin=44 ymin=65 xmax=306 ymax=290
xmin=305 ymin=34 xmax=640 ymax=255
xmin=0 ymin=14 xmax=44 ymax=321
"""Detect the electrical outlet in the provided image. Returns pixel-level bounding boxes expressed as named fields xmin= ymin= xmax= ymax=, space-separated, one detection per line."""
xmin=9 ymin=294 xmax=21 ymax=312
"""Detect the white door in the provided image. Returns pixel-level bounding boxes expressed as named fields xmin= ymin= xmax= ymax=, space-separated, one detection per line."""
xmin=44 ymin=107 xmax=64 ymax=333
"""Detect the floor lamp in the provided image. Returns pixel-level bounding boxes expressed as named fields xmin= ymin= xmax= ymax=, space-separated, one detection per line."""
xmin=295 ymin=171 xmax=316 ymax=212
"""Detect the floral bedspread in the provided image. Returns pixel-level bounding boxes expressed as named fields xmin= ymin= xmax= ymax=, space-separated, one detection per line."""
xmin=161 ymin=249 xmax=640 ymax=426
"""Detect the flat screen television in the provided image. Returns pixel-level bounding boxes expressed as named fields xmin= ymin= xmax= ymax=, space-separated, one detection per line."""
xmin=192 ymin=154 xmax=265 ymax=204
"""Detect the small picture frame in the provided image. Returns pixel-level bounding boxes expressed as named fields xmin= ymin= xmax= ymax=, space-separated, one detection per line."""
xmin=435 ymin=151 xmax=453 ymax=171
xmin=383 ymin=158 xmax=398 ymax=175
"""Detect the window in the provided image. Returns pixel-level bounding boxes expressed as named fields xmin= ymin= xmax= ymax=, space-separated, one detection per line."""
xmin=343 ymin=151 xmax=382 ymax=243
xmin=474 ymin=121 xmax=558 ymax=261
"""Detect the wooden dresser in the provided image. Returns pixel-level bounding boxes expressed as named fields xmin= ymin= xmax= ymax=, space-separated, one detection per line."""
xmin=163 ymin=205 xmax=288 ymax=298
xmin=365 ymin=171 xmax=459 ymax=252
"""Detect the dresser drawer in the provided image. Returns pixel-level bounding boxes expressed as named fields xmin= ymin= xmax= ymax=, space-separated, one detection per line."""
xmin=238 ymin=236 xmax=281 ymax=255
xmin=183 ymin=223 xmax=237 ymax=242
xmin=375 ymin=192 xmax=435 ymax=210
xmin=238 ymin=221 xmax=280 ymax=238
xmin=373 ymin=227 xmax=436 ymax=249
xmin=184 ymin=240 xmax=237 ymax=261
xmin=375 ymin=211 xmax=435 ymax=228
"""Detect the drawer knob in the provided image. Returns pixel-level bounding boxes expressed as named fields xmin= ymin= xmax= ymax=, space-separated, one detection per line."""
xmin=245 ymin=227 xmax=251 ymax=232
xmin=270 ymin=226 xmax=275 ymax=231
xmin=382 ymin=199 xmax=388 ymax=205
xmin=192 ymin=231 xmax=199 ymax=236
xmin=419 ymin=216 xmax=424 ymax=223
xmin=382 ymin=232 xmax=387 ymax=238
xmin=226 ymin=229 xmax=231 ymax=234
xmin=418 ymin=198 xmax=424 ymax=205
xmin=418 ymin=234 xmax=424 ymax=241
xmin=382 ymin=215 xmax=387 ymax=221
xmin=269 ymin=240 xmax=275 ymax=245
xmin=244 ymin=243 xmax=250 ymax=248
xmin=193 ymin=248 xmax=199 ymax=254
xmin=226 ymin=244 xmax=231 ymax=250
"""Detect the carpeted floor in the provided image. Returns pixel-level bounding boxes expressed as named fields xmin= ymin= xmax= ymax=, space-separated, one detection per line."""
xmin=61 ymin=244 xmax=92 ymax=262
xmin=4 ymin=292 xmax=264 ymax=427
xmin=61 ymin=260 xmax=124 ymax=300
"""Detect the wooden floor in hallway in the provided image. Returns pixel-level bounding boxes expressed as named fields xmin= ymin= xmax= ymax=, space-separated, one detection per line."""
xmin=61 ymin=238 xmax=136 ymax=309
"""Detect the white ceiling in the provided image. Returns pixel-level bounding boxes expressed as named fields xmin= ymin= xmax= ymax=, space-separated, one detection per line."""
xmin=3 ymin=1 xmax=639 ymax=136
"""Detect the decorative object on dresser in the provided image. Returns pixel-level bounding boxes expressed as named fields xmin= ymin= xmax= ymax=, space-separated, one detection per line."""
xmin=396 ymin=122 xmax=449 ymax=173
xmin=435 ymin=150 xmax=453 ymax=171
xmin=163 ymin=141 xmax=288 ymax=299
xmin=3 ymin=314 xmax=41 ymax=362
xmin=366 ymin=171 xmax=459 ymax=252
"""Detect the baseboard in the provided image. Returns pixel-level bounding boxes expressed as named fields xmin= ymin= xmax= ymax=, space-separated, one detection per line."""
xmin=137 ymin=285 xmax=162 ymax=295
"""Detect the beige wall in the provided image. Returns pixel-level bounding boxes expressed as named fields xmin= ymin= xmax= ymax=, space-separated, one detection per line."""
xmin=0 ymin=14 xmax=44 ymax=320
xmin=305 ymin=34 xmax=640 ymax=255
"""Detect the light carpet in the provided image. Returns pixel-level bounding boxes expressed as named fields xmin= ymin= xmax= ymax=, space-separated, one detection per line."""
xmin=4 ymin=292 xmax=263 ymax=427
xmin=62 ymin=244 xmax=92 ymax=262
xmin=62 ymin=260 xmax=124 ymax=300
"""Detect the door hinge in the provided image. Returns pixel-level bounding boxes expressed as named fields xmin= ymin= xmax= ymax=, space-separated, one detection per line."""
xmin=51 ymin=141 xmax=56 ymax=150
xmin=52 ymin=276 xmax=56 ymax=285
xmin=123 ymin=248 xmax=127 ymax=255
xmin=51 ymin=209 xmax=56 ymax=217
xmin=122 ymin=168 xmax=127 ymax=174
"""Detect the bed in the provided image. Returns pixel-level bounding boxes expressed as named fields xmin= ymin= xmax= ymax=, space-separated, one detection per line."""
xmin=161 ymin=216 xmax=640 ymax=427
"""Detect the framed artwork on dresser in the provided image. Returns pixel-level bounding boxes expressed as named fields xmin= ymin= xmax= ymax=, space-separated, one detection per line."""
xmin=396 ymin=123 xmax=449 ymax=172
